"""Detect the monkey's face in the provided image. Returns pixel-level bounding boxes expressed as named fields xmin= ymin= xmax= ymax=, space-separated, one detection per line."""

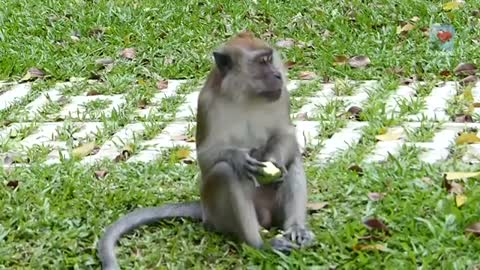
xmin=214 ymin=47 xmax=284 ymax=103
xmin=247 ymin=50 xmax=284 ymax=102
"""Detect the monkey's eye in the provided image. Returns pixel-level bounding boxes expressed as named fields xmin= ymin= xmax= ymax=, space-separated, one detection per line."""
xmin=260 ymin=55 xmax=273 ymax=64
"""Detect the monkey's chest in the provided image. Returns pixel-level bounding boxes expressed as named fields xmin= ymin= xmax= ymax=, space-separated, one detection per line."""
xmin=229 ymin=121 xmax=270 ymax=148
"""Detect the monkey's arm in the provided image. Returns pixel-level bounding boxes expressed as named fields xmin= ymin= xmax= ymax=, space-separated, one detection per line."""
xmin=262 ymin=126 xmax=299 ymax=171
xmin=197 ymin=144 xmax=265 ymax=185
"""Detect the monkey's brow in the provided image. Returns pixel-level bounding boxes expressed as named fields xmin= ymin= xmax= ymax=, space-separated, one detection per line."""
xmin=252 ymin=48 xmax=273 ymax=58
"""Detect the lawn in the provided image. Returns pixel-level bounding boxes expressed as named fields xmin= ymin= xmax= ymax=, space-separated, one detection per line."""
xmin=1 ymin=0 xmax=480 ymax=269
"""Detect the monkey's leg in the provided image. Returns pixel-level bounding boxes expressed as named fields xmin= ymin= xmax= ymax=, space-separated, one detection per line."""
xmin=201 ymin=161 xmax=264 ymax=248
xmin=273 ymin=156 xmax=315 ymax=249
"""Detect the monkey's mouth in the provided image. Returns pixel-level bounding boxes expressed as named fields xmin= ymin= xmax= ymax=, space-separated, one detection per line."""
xmin=260 ymin=89 xmax=282 ymax=101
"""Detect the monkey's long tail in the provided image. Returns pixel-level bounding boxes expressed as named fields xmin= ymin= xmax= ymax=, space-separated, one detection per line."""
xmin=98 ymin=201 xmax=202 ymax=270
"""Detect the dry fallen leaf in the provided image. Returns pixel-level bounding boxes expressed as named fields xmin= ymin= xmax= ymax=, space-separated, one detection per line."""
xmin=175 ymin=148 xmax=191 ymax=160
xmin=442 ymin=1 xmax=463 ymax=11
xmin=348 ymin=164 xmax=364 ymax=176
xmin=156 ymin=80 xmax=169 ymax=90
xmin=347 ymin=106 xmax=363 ymax=120
xmin=456 ymin=132 xmax=480 ymax=145
xmin=396 ymin=23 xmax=415 ymax=35
xmin=6 ymin=180 xmax=19 ymax=189
xmin=375 ymin=129 xmax=403 ymax=141
xmin=306 ymin=202 xmax=329 ymax=213
xmin=456 ymin=194 xmax=467 ymax=207
xmin=72 ymin=142 xmax=96 ymax=159
xmin=460 ymin=75 xmax=478 ymax=87
xmin=284 ymin=61 xmax=296 ymax=69
xmin=333 ymin=55 xmax=349 ymax=66
xmin=444 ymin=171 xmax=480 ymax=181
xmin=138 ymin=99 xmax=147 ymax=109
xmin=410 ymin=16 xmax=420 ymax=22
xmin=94 ymin=170 xmax=108 ymax=179
xmin=295 ymin=112 xmax=309 ymax=120
xmin=439 ymin=70 xmax=452 ymax=78
xmin=363 ymin=218 xmax=390 ymax=234
xmin=20 ymin=67 xmax=46 ymax=82
xmin=368 ymin=192 xmax=386 ymax=201
xmin=86 ymin=89 xmax=100 ymax=96
xmin=465 ymin=222 xmax=480 ymax=237
xmin=121 ymin=48 xmax=136 ymax=60
xmin=275 ymin=38 xmax=295 ymax=49
xmin=298 ymin=71 xmax=317 ymax=80
xmin=348 ymin=56 xmax=371 ymax=69
xmin=352 ymin=243 xmax=386 ymax=252
xmin=455 ymin=114 xmax=474 ymax=123
xmin=454 ymin=63 xmax=477 ymax=77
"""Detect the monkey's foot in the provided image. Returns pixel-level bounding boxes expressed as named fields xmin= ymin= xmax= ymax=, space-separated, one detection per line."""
xmin=283 ymin=225 xmax=315 ymax=247
xmin=270 ymin=236 xmax=299 ymax=254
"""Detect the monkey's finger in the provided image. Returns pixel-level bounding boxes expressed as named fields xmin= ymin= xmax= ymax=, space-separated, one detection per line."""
xmin=245 ymin=156 xmax=266 ymax=167
xmin=247 ymin=173 xmax=260 ymax=187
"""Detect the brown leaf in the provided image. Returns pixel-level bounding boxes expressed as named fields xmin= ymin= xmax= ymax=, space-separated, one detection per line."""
xmin=20 ymin=67 xmax=46 ymax=82
xmin=175 ymin=148 xmax=191 ymax=160
xmin=295 ymin=112 xmax=309 ymax=120
xmin=456 ymin=132 xmax=480 ymax=145
xmin=396 ymin=22 xmax=416 ymax=35
xmin=121 ymin=48 xmax=136 ymax=60
xmin=348 ymin=164 xmax=364 ymax=176
xmin=156 ymin=80 xmax=169 ymax=90
xmin=455 ymin=194 xmax=467 ymax=207
xmin=307 ymin=202 xmax=329 ymax=213
xmin=94 ymin=170 xmax=108 ymax=179
xmin=465 ymin=222 xmax=480 ymax=237
xmin=275 ymin=38 xmax=295 ymax=49
xmin=114 ymin=146 xmax=133 ymax=162
xmin=172 ymin=135 xmax=188 ymax=141
xmin=454 ymin=114 xmax=473 ymax=123
xmin=348 ymin=56 xmax=371 ymax=69
xmin=368 ymin=192 xmax=386 ymax=201
xmin=459 ymin=75 xmax=478 ymax=87
xmin=363 ymin=218 xmax=389 ymax=233
xmin=298 ymin=71 xmax=317 ymax=80
xmin=439 ymin=70 xmax=452 ymax=78
xmin=454 ymin=63 xmax=477 ymax=76
xmin=443 ymin=179 xmax=465 ymax=195
xmin=89 ymin=27 xmax=106 ymax=38
xmin=410 ymin=16 xmax=420 ymax=22
xmin=285 ymin=61 xmax=296 ymax=69
xmin=333 ymin=55 xmax=349 ymax=66
xmin=6 ymin=180 xmax=19 ymax=189
xmin=138 ymin=99 xmax=147 ymax=109
xmin=347 ymin=106 xmax=363 ymax=120
xmin=352 ymin=243 xmax=386 ymax=252
xmin=386 ymin=67 xmax=404 ymax=76
xmin=86 ymin=89 xmax=100 ymax=96
xmin=72 ymin=142 xmax=96 ymax=159
xmin=375 ymin=129 xmax=403 ymax=141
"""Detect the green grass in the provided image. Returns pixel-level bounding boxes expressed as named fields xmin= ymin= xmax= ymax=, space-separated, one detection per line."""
xmin=1 ymin=0 xmax=480 ymax=269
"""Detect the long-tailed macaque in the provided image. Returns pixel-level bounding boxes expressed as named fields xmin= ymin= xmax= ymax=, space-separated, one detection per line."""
xmin=98 ymin=31 xmax=315 ymax=270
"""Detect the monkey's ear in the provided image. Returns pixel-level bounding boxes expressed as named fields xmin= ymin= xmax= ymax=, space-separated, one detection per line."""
xmin=213 ymin=51 xmax=232 ymax=75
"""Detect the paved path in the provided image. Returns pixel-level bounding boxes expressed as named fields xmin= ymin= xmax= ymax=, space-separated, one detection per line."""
xmin=1 ymin=79 xmax=480 ymax=168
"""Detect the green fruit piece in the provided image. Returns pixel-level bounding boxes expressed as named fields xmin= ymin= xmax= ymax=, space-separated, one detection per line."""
xmin=257 ymin=161 xmax=283 ymax=184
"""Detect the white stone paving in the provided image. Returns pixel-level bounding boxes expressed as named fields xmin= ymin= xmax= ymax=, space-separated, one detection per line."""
xmin=1 ymin=78 xmax=480 ymax=169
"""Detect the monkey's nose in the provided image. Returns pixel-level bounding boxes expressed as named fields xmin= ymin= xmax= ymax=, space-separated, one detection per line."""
xmin=273 ymin=72 xmax=282 ymax=79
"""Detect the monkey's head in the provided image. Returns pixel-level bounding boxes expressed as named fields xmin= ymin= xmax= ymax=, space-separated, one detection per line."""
xmin=213 ymin=31 xmax=285 ymax=102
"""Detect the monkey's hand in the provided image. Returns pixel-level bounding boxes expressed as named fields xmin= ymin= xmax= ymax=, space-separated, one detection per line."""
xmin=221 ymin=149 xmax=266 ymax=186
